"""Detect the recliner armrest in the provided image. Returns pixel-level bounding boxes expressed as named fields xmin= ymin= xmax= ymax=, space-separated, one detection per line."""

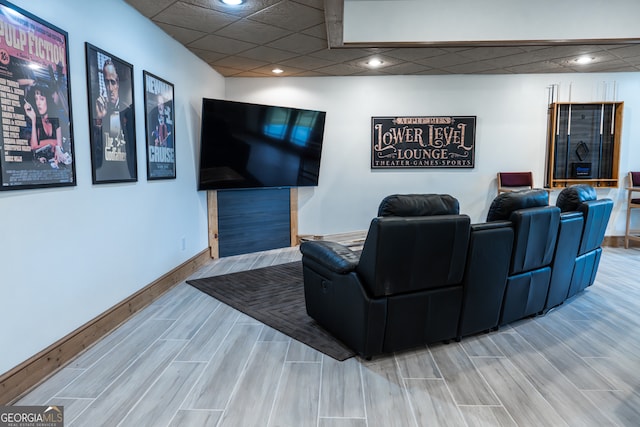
xmin=300 ymin=240 xmax=359 ymax=274
xmin=470 ymin=220 xmax=512 ymax=231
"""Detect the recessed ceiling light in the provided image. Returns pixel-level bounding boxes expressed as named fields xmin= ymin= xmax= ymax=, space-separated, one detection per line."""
xmin=272 ymin=68 xmax=284 ymax=74
xmin=220 ymin=0 xmax=243 ymax=5
xmin=575 ymin=56 xmax=595 ymax=64
xmin=367 ymin=58 xmax=384 ymax=67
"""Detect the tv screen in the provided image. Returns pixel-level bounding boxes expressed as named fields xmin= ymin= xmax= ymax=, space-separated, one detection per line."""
xmin=198 ymin=98 xmax=326 ymax=191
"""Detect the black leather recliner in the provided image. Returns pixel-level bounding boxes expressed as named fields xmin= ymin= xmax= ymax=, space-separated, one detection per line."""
xmin=544 ymin=210 xmax=584 ymax=311
xmin=485 ymin=189 xmax=560 ymax=325
xmin=457 ymin=220 xmax=513 ymax=339
xmin=300 ymin=194 xmax=470 ymax=358
xmin=555 ymin=184 xmax=613 ymax=299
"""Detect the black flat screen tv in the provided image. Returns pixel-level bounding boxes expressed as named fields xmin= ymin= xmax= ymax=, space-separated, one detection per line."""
xmin=198 ymin=98 xmax=326 ymax=191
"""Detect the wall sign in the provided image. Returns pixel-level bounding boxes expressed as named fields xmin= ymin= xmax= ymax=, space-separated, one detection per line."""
xmin=371 ymin=116 xmax=476 ymax=169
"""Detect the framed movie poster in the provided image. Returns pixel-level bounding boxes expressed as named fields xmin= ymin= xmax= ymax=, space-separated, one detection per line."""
xmin=0 ymin=0 xmax=75 ymax=191
xmin=143 ymin=71 xmax=175 ymax=179
xmin=85 ymin=43 xmax=137 ymax=184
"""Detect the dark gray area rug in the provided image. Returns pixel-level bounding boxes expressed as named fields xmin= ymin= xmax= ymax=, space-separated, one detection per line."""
xmin=186 ymin=262 xmax=356 ymax=361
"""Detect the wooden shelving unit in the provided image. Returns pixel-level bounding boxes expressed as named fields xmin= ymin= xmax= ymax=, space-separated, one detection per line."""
xmin=546 ymin=102 xmax=623 ymax=189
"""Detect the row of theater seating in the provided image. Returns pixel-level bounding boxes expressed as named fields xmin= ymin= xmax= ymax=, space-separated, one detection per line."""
xmin=299 ymin=185 xmax=613 ymax=359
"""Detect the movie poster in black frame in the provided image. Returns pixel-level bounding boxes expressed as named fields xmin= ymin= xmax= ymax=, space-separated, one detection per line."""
xmin=85 ymin=42 xmax=137 ymax=184
xmin=0 ymin=0 xmax=76 ymax=191
xmin=143 ymin=71 xmax=175 ymax=180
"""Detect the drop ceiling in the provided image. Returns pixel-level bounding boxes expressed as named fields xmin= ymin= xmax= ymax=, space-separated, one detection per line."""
xmin=123 ymin=0 xmax=640 ymax=77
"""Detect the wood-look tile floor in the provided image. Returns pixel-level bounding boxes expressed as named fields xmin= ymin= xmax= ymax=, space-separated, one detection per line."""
xmin=16 ymin=246 xmax=640 ymax=426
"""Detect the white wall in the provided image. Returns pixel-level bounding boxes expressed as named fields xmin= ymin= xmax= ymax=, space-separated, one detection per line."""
xmin=344 ymin=0 xmax=640 ymax=43
xmin=226 ymin=73 xmax=640 ymax=236
xmin=0 ymin=0 xmax=224 ymax=374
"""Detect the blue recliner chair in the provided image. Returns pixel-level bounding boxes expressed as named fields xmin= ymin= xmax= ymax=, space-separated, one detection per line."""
xmin=457 ymin=220 xmax=513 ymax=339
xmin=300 ymin=194 xmax=470 ymax=358
xmin=555 ymin=184 xmax=613 ymax=299
xmin=544 ymin=210 xmax=584 ymax=311
xmin=485 ymin=189 xmax=560 ymax=325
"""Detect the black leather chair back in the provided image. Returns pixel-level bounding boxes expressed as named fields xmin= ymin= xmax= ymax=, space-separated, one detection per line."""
xmin=555 ymin=185 xmax=614 ymax=298
xmin=556 ymin=184 xmax=613 ymax=255
xmin=486 ymin=188 xmax=559 ymax=275
xmin=577 ymin=199 xmax=613 ymax=255
xmin=357 ymin=215 xmax=471 ymax=297
xmin=556 ymin=184 xmax=597 ymax=212
xmin=545 ymin=211 xmax=584 ymax=310
xmin=509 ymin=206 xmax=560 ymax=275
xmin=458 ymin=220 xmax=513 ymax=338
xmin=486 ymin=189 xmax=560 ymax=325
xmin=486 ymin=189 xmax=549 ymax=221
xmin=378 ymin=193 xmax=460 ymax=217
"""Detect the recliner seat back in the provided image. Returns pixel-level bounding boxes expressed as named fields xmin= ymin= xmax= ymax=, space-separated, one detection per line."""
xmin=556 ymin=184 xmax=613 ymax=298
xmin=486 ymin=189 xmax=560 ymax=324
xmin=576 ymin=199 xmax=613 ymax=256
xmin=377 ymin=193 xmax=460 ymax=217
xmin=458 ymin=220 xmax=513 ymax=338
xmin=357 ymin=215 xmax=471 ymax=297
xmin=556 ymin=184 xmax=612 ymax=255
xmin=358 ymin=193 xmax=470 ymax=297
xmin=545 ymin=211 xmax=584 ymax=310
xmin=508 ymin=206 xmax=560 ymax=275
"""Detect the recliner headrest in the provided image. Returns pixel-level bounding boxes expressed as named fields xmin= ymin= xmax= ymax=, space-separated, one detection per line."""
xmin=378 ymin=194 xmax=460 ymax=217
xmin=486 ymin=189 xmax=549 ymax=221
xmin=556 ymin=184 xmax=597 ymax=212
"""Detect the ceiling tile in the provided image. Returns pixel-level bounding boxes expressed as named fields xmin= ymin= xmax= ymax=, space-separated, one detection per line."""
xmin=279 ymin=55 xmax=335 ymax=70
xmin=184 ymin=0 xmax=282 ymax=17
xmin=505 ymin=61 xmax=570 ymax=74
xmin=188 ymin=34 xmax=256 ymax=54
xmin=346 ymin=54 xmax=402 ymax=70
xmin=456 ymin=46 xmax=529 ymax=61
xmin=528 ymin=45 xmax=603 ymax=62
xmin=250 ymin=64 xmax=309 ymax=76
xmin=266 ymin=33 xmax=327 ymax=54
xmin=382 ymin=48 xmax=451 ymax=61
xmin=314 ymin=63 xmax=366 ymax=76
xmin=301 ymin=23 xmax=328 ymax=39
xmin=213 ymin=56 xmax=268 ymax=70
xmin=442 ymin=60 xmax=509 ymax=74
xmin=124 ymin=0 xmax=175 ymax=17
xmin=380 ymin=62 xmax=434 ymax=75
xmin=250 ymin=1 xmax=325 ymax=32
xmin=292 ymin=0 xmax=325 ymax=9
xmin=552 ymin=51 xmax=619 ymax=67
xmin=622 ymin=55 xmax=640 ymax=67
xmin=309 ymin=48 xmax=372 ymax=62
xmin=214 ymin=19 xmax=292 ymax=44
xmin=153 ymin=2 xmax=238 ymax=33
xmin=607 ymin=45 xmax=640 ymax=59
xmin=156 ymin=22 xmax=206 ymax=45
xmin=188 ymin=47 xmax=227 ymax=63
xmin=568 ymin=59 xmax=636 ymax=73
xmin=414 ymin=53 xmax=475 ymax=68
xmin=212 ymin=65 xmax=246 ymax=77
xmin=238 ymin=46 xmax=299 ymax=63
